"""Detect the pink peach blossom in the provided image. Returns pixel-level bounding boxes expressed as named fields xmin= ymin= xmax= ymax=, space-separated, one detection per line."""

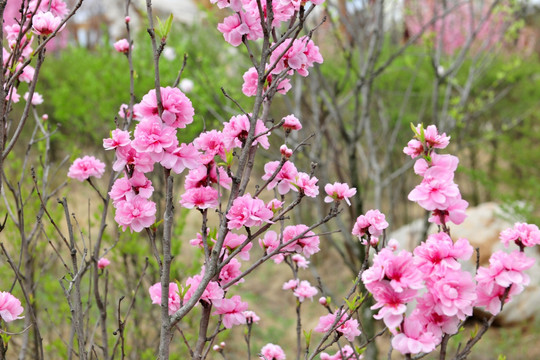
xmin=324 ymin=182 xmax=356 ymax=206
xmin=212 ymin=295 xmax=248 ymax=328
xmin=32 ymin=11 xmax=63 ymax=36
xmin=148 ymin=282 xmax=181 ymax=315
xmin=113 ymin=38 xmax=130 ymax=53
xmin=180 ymin=186 xmax=219 ymax=209
xmin=259 ymin=343 xmax=286 ymax=360
xmin=227 ymin=194 xmax=273 ymax=229
xmin=114 ymin=195 xmax=156 ymax=232
xmin=97 ymin=257 xmax=110 ymax=269
xmin=0 ymin=292 xmax=24 ymax=322
xmin=67 ymin=156 xmax=106 ymax=181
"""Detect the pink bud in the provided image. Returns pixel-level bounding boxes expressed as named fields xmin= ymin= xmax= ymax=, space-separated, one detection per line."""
xmin=220 ymin=342 xmax=226 ymax=348
xmin=125 ymin=16 xmax=131 ymax=23
xmin=212 ymin=345 xmax=220 ymax=351
xmin=42 ymin=114 xmax=48 ymax=121
xmin=318 ymin=297 xmax=327 ymax=306
xmin=280 ymin=144 xmax=293 ymax=158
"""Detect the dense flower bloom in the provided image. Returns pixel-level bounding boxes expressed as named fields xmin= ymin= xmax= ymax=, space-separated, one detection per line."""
xmin=113 ymin=144 xmax=154 ymax=173
xmin=475 ymin=250 xmax=535 ymax=315
xmin=32 ymin=11 xmax=63 ymax=36
xmin=213 ymin=295 xmax=248 ymax=328
xmin=227 ymin=194 xmax=273 ymax=229
xmin=131 ymin=118 xmax=177 ymax=159
xmin=352 ymin=209 xmax=389 ymax=239
xmin=148 ymin=282 xmax=181 ymax=315
xmin=30 ymin=0 xmax=69 ymax=18
xmin=259 ymin=343 xmax=286 ymax=360
xmin=113 ymin=38 xmax=130 ymax=53
xmin=428 ymin=269 xmax=476 ymax=320
xmin=114 ymin=195 xmax=156 ymax=232
xmin=0 ymin=292 xmax=24 ymax=322
xmin=97 ymin=257 xmax=110 ymax=269
xmin=324 ymin=182 xmax=356 ymax=206
xmin=67 ymin=156 xmax=106 ymax=181
xmin=413 ymin=233 xmax=473 ymax=277
xmin=499 ymin=222 xmax=540 ymax=248
xmin=391 ymin=315 xmax=439 ymax=354
xmin=135 ymin=87 xmax=194 ymax=128
xmin=180 ymin=186 xmax=219 ymax=209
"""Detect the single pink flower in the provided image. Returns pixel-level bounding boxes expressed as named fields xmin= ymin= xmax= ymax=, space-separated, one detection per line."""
xmin=324 ymin=182 xmax=356 ymax=206
xmin=293 ymin=280 xmax=318 ymax=302
xmin=135 ymin=87 xmax=194 ymax=128
xmin=23 ymin=91 xmax=43 ymax=105
xmin=68 ymin=156 xmax=106 ymax=181
xmin=148 ymin=282 xmax=181 ymax=315
xmin=217 ymin=14 xmax=249 ymax=47
xmin=160 ymin=143 xmax=201 ymax=174
xmin=0 ymin=292 xmax=24 ymax=322
xmin=282 ymin=114 xmax=302 ymax=131
xmin=103 ymin=129 xmax=131 ymax=150
xmin=212 ymin=295 xmax=248 ymax=328
xmin=97 ymin=257 xmax=110 ymax=269
xmin=114 ymin=195 xmax=156 ymax=232
xmin=113 ymin=38 xmax=130 ymax=53
xmin=32 ymin=11 xmax=63 ymax=36
xmin=294 ymin=172 xmax=319 ymax=197
xmin=262 ymin=161 xmax=298 ymax=195
xmin=259 ymin=343 xmax=286 ymax=360
xmin=223 ymin=114 xmax=270 ymax=150
xmin=500 ymin=222 xmax=540 ymax=248
xmin=180 ymin=186 xmax=219 ymax=209
xmin=227 ymin=194 xmax=273 ymax=229
xmin=391 ymin=315 xmax=440 ymax=354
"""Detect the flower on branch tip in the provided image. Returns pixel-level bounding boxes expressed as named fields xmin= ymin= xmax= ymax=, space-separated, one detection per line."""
xmin=180 ymin=186 xmax=219 ymax=210
xmin=499 ymin=222 xmax=540 ymax=248
xmin=0 ymin=292 xmax=24 ymax=322
xmin=148 ymin=282 xmax=180 ymax=315
xmin=324 ymin=182 xmax=356 ymax=206
xmin=67 ymin=156 xmax=106 ymax=181
xmin=97 ymin=257 xmax=110 ymax=269
xmin=114 ymin=195 xmax=156 ymax=233
xmin=32 ymin=11 xmax=63 ymax=36
xmin=259 ymin=343 xmax=286 ymax=360
xmin=113 ymin=38 xmax=131 ymax=53
xmin=24 ymin=91 xmax=43 ymax=105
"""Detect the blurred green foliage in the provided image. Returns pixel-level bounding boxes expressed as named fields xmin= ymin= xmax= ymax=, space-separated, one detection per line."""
xmin=38 ymin=21 xmax=247 ymax=149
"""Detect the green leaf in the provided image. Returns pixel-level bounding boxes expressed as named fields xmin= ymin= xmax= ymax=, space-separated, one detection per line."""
xmin=303 ymin=329 xmax=312 ymax=347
